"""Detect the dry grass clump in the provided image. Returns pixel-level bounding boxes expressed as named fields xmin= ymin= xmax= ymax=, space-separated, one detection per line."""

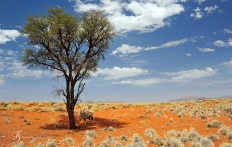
xmin=144 ymin=128 xmax=157 ymax=139
xmin=200 ymin=137 xmax=214 ymax=147
xmin=46 ymin=139 xmax=57 ymax=147
xmin=53 ymin=105 xmax=66 ymax=112
xmin=126 ymin=134 xmax=146 ymax=147
xmin=227 ymin=132 xmax=232 ymax=140
xmin=188 ymin=129 xmax=200 ymax=142
xmin=103 ymin=126 xmax=115 ymax=132
xmin=145 ymin=108 xmax=154 ymax=115
xmin=13 ymin=141 xmax=25 ymax=147
xmin=207 ymin=120 xmax=222 ymax=128
xmin=207 ymin=134 xmax=219 ymax=142
xmin=60 ymin=136 xmax=75 ymax=143
xmin=165 ymin=137 xmax=184 ymax=147
xmin=85 ymin=130 xmax=97 ymax=138
xmin=218 ymin=126 xmax=230 ymax=135
xmin=220 ymin=143 xmax=232 ymax=147
xmin=83 ymin=136 xmax=95 ymax=147
xmin=99 ymin=135 xmax=115 ymax=147
xmin=154 ymin=137 xmax=164 ymax=146
xmin=167 ymin=130 xmax=176 ymax=137
xmin=5 ymin=116 xmax=11 ymax=124
xmin=35 ymin=142 xmax=45 ymax=147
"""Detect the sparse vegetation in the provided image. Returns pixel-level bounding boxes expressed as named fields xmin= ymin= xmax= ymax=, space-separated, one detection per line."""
xmin=2 ymin=99 xmax=232 ymax=146
xmin=83 ymin=136 xmax=95 ymax=147
xmin=85 ymin=130 xmax=97 ymax=138
xmin=207 ymin=120 xmax=222 ymax=128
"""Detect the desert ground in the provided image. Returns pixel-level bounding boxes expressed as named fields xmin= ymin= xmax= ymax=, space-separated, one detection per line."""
xmin=0 ymin=98 xmax=232 ymax=147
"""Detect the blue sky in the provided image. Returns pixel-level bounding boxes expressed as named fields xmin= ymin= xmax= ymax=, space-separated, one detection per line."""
xmin=0 ymin=0 xmax=232 ymax=102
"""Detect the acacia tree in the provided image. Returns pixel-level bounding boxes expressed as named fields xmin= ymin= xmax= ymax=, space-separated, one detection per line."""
xmin=21 ymin=7 xmax=117 ymax=129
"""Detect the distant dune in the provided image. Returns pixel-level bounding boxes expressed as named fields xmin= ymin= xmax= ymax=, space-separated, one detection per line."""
xmin=170 ymin=95 xmax=232 ymax=102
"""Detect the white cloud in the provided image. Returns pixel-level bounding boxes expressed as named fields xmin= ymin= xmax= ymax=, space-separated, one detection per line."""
xmin=198 ymin=48 xmax=215 ymax=52
xmin=0 ymin=49 xmax=3 ymax=54
xmin=204 ymin=5 xmax=219 ymax=14
xmin=72 ymin=0 xmax=185 ymax=33
xmin=222 ymin=59 xmax=232 ymax=66
xmin=223 ymin=29 xmax=232 ymax=34
xmin=93 ymin=67 xmax=148 ymax=80
xmin=7 ymin=60 xmax=47 ymax=78
xmin=112 ymin=78 xmax=164 ymax=86
xmin=190 ymin=7 xmax=203 ymax=19
xmin=195 ymin=0 xmax=205 ymax=5
xmin=186 ymin=53 xmax=192 ymax=56
xmin=111 ymin=44 xmax=143 ymax=55
xmin=112 ymin=38 xmax=199 ymax=55
xmin=162 ymin=67 xmax=217 ymax=82
xmin=145 ymin=38 xmax=188 ymax=50
xmin=213 ymin=38 xmax=232 ymax=47
xmin=0 ymin=29 xmax=21 ymax=44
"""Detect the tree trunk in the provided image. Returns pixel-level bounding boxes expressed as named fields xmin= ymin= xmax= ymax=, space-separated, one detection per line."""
xmin=67 ymin=105 xmax=77 ymax=129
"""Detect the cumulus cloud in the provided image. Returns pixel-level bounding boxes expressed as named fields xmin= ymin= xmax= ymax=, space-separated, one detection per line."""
xmin=223 ymin=29 xmax=232 ymax=34
xmin=7 ymin=60 xmax=48 ymax=78
xmin=162 ymin=67 xmax=217 ymax=83
xmin=195 ymin=0 xmax=205 ymax=5
xmin=198 ymin=47 xmax=215 ymax=52
xmin=0 ymin=29 xmax=21 ymax=44
xmin=92 ymin=66 xmax=148 ymax=80
xmin=112 ymin=67 xmax=217 ymax=86
xmin=186 ymin=53 xmax=192 ymax=56
xmin=72 ymin=0 xmax=186 ymax=33
xmin=222 ymin=59 xmax=232 ymax=66
xmin=111 ymin=44 xmax=143 ymax=55
xmin=204 ymin=5 xmax=219 ymax=14
xmin=190 ymin=7 xmax=203 ymax=19
xmin=213 ymin=38 xmax=232 ymax=47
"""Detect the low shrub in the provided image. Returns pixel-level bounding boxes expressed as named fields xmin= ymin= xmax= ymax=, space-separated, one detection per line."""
xmin=46 ymin=139 xmax=57 ymax=147
xmin=83 ymin=136 xmax=94 ymax=146
xmin=145 ymin=128 xmax=157 ymax=139
xmin=85 ymin=130 xmax=97 ymax=138
xmin=188 ymin=130 xmax=200 ymax=142
xmin=165 ymin=137 xmax=184 ymax=147
xmin=218 ymin=126 xmax=230 ymax=135
xmin=207 ymin=120 xmax=222 ymax=128
xmin=207 ymin=134 xmax=219 ymax=142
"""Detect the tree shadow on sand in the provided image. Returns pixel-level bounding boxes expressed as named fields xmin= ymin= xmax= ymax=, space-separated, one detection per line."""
xmin=39 ymin=115 xmax=130 ymax=131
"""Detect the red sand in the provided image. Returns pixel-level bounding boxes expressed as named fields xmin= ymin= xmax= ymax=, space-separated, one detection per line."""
xmin=0 ymin=100 xmax=232 ymax=146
